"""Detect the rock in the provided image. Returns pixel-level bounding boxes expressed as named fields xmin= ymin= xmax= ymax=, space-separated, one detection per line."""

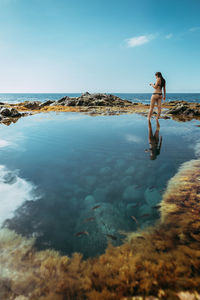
xmin=10 ymin=108 xmax=21 ymax=117
xmin=39 ymin=100 xmax=55 ymax=108
xmin=0 ymin=107 xmax=21 ymax=117
xmin=144 ymin=188 xmax=161 ymax=206
xmin=85 ymin=175 xmax=97 ymax=187
xmin=167 ymin=104 xmax=188 ymax=115
xmin=84 ymin=195 xmax=95 ymax=203
xmin=122 ymin=184 xmax=143 ymax=203
xmin=0 ymin=107 xmax=12 ymax=117
xmin=23 ymin=101 xmax=41 ymax=109
xmin=55 ymin=93 xmax=133 ymax=107
xmin=82 ymin=92 xmax=91 ymax=96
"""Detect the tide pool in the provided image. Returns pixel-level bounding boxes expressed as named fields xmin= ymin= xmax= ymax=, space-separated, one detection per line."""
xmin=0 ymin=112 xmax=199 ymax=258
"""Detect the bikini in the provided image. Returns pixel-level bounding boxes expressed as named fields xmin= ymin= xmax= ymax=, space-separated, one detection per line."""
xmin=153 ymin=83 xmax=162 ymax=95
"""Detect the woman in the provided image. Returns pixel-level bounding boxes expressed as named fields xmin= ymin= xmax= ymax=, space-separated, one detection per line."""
xmin=148 ymin=72 xmax=166 ymax=121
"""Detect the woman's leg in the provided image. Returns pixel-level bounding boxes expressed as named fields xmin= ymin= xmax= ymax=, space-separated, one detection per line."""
xmin=156 ymin=97 xmax=162 ymax=120
xmin=148 ymin=95 xmax=156 ymax=120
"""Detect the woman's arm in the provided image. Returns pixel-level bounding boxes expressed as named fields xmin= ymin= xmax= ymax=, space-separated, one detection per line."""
xmin=150 ymin=78 xmax=161 ymax=89
xmin=163 ymin=85 xmax=166 ymax=100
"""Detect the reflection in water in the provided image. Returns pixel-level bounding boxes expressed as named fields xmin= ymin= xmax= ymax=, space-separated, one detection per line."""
xmin=0 ymin=112 xmax=199 ymax=259
xmin=147 ymin=120 xmax=163 ymax=160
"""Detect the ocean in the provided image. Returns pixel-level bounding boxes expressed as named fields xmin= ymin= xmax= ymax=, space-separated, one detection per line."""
xmin=0 ymin=93 xmax=200 ymax=104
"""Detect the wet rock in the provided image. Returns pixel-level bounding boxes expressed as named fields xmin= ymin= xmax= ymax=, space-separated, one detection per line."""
xmin=0 ymin=107 xmax=12 ymax=117
xmin=144 ymin=188 xmax=161 ymax=206
xmin=39 ymin=100 xmax=55 ymax=108
xmin=84 ymin=195 xmax=95 ymax=204
xmin=56 ymin=92 xmax=133 ymax=107
xmin=122 ymin=184 xmax=143 ymax=203
xmin=23 ymin=101 xmax=41 ymax=109
xmin=99 ymin=166 xmax=111 ymax=175
xmin=0 ymin=107 xmax=21 ymax=117
xmin=85 ymin=175 xmax=97 ymax=187
xmin=167 ymin=103 xmax=200 ymax=117
xmin=125 ymin=166 xmax=136 ymax=175
xmin=10 ymin=108 xmax=21 ymax=117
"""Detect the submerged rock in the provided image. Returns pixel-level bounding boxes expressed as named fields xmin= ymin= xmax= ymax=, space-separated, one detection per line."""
xmin=1 ymin=159 xmax=200 ymax=299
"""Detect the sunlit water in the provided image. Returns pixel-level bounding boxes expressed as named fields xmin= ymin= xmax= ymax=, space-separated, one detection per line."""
xmin=0 ymin=112 xmax=200 ymax=258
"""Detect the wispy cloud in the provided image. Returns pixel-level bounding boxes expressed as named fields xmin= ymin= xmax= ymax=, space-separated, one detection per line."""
xmin=189 ymin=26 xmax=200 ymax=32
xmin=125 ymin=134 xmax=142 ymax=143
xmin=126 ymin=34 xmax=155 ymax=48
xmin=165 ymin=33 xmax=173 ymax=39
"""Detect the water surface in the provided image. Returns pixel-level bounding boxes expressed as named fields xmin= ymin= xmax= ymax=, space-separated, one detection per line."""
xmin=0 ymin=112 xmax=199 ymax=258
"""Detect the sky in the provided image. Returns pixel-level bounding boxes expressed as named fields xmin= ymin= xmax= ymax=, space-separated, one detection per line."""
xmin=0 ymin=0 xmax=199 ymax=93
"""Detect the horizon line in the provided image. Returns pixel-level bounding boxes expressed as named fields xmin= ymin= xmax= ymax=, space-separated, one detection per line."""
xmin=0 ymin=92 xmax=200 ymax=94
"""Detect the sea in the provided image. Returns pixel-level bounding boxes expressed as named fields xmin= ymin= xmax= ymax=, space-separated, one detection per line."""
xmin=0 ymin=93 xmax=200 ymax=104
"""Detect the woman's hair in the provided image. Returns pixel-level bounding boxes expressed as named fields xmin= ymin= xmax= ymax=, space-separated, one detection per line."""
xmin=155 ymin=72 xmax=166 ymax=88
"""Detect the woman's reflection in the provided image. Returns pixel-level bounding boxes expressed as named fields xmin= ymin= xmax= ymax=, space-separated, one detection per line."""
xmin=146 ymin=120 xmax=162 ymax=160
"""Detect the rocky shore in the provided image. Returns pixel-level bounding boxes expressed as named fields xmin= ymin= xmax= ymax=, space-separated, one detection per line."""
xmin=1 ymin=92 xmax=200 ymax=124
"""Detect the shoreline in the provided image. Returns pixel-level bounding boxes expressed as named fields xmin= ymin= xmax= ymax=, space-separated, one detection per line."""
xmin=0 ymin=92 xmax=200 ymax=125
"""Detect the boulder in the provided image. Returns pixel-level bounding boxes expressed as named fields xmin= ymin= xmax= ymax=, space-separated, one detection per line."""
xmin=0 ymin=107 xmax=21 ymax=117
xmin=0 ymin=107 xmax=12 ymax=117
xmin=10 ymin=108 xmax=21 ymax=117
xmin=39 ymin=100 xmax=55 ymax=108
xmin=56 ymin=93 xmax=133 ymax=107
xmin=23 ymin=101 xmax=41 ymax=109
xmin=168 ymin=104 xmax=188 ymax=115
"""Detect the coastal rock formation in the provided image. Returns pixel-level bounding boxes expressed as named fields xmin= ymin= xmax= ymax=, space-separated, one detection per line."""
xmin=0 ymin=106 xmax=30 ymax=125
xmin=23 ymin=100 xmax=42 ymax=109
xmin=3 ymin=95 xmax=200 ymax=120
xmin=1 ymin=159 xmax=200 ymax=299
xmin=53 ymin=92 xmax=133 ymax=107
xmin=166 ymin=101 xmax=200 ymax=117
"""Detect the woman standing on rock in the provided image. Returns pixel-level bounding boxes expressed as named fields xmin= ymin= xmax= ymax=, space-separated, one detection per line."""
xmin=148 ymin=72 xmax=166 ymax=121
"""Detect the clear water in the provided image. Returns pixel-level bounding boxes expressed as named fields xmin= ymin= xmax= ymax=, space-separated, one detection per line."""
xmin=0 ymin=112 xmax=200 ymax=258
xmin=0 ymin=93 xmax=200 ymax=104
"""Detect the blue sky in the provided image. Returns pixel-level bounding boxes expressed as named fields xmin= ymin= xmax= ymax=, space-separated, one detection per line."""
xmin=0 ymin=0 xmax=199 ymax=93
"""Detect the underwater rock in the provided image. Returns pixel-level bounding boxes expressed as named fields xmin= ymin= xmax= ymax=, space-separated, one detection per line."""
xmin=125 ymin=165 xmax=136 ymax=175
xmin=99 ymin=166 xmax=111 ymax=175
xmin=1 ymin=159 xmax=200 ymax=298
xmin=122 ymin=184 xmax=143 ymax=203
xmin=85 ymin=175 xmax=97 ymax=187
xmin=114 ymin=158 xmax=125 ymax=169
xmin=144 ymin=188 xmax=161 ymax=206
xmin=84 ymin=194 xmax=95 ymax=204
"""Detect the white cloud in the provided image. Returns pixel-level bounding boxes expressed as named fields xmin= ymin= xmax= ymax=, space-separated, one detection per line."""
xmin=165 ymin=33 xmax=173 ymax=39
xmin=126 ymin=34 xmax=155 ymax=48
xmin=0 ymin=165 xmax=40 ymax=226
xmin=0 ymin=139 xmax=12 ymax=148
xmin=125 ymin=134 xmax=142 ymax=143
